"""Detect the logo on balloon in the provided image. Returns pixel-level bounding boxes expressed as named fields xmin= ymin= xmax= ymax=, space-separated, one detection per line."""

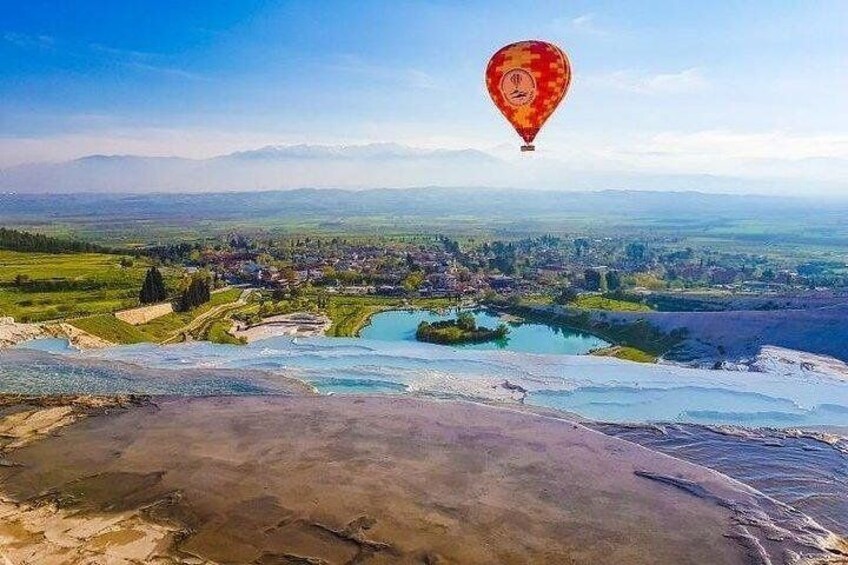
xmin=500 ymin=68 xmax=536 ymax=107
xmin=486 ymin=40 xmax=571 ymax=150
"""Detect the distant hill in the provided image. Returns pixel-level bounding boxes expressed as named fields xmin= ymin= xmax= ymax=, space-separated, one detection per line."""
xmin=2 ymin=188 xmax=847 ymax=240
xmin=3 ymin=142 xmax=844 ymax=195
xmin=0 ymin=143 xmax=500 ymax=193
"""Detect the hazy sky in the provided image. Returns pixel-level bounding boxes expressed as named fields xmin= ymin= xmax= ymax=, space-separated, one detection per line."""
xmin=2 ymin=1 xmax=847 ymax=192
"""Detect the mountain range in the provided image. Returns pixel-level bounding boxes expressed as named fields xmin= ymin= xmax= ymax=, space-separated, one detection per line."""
xmin=3 ymin=142 xmax=844 ymax=195
xmin=0 ymin=143 xmax=504 ymax=193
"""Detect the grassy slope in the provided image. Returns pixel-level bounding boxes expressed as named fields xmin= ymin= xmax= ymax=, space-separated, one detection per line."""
xmin=136 ymin=288 xmax=242 ymax=341
xmin=69 ymin=288 xmax=244 ymax=345
xmin=505 ymin=295 xmax=657 ymax=358
xmin=193 ymin=291 xmax=250 ymax=344
xmin=204 ymin=319 xmax=245 ymax=345
xmin=502 ymin=303 xmax=684 ymax=358
xmin=0 ymin=251 xmax=158 ymax=322
xmin=574 ymin=295 xmax=652 ymax=312
xmin=69 ymin=314 xmax=151 ymax=344
xmin=0 ymin=250 xmax=189 ymax=323
xmin=325 ymin=299 xmax=385 ymax=337
xmin=590 ymin=345 xmax=657 ymax=363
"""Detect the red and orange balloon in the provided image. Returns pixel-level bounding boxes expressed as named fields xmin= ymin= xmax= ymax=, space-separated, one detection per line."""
xmin=486 ymin=40 xmax=571 ymax=151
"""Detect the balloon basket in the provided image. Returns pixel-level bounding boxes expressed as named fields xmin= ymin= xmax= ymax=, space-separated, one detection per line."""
xmin=520 ymin=144 xmax=535 ymax=152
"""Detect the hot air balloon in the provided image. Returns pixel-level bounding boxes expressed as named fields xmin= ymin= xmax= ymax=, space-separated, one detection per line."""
xmin=485 ymin=40 xmax=571 ymax=151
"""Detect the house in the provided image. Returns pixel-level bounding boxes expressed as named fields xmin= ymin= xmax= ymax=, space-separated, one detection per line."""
xmin=488 ymin=275 xmax=516 ymax=291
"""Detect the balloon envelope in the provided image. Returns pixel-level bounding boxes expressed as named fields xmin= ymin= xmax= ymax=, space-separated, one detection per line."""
xmin=485 ymin=40 xmax=571 ymax=150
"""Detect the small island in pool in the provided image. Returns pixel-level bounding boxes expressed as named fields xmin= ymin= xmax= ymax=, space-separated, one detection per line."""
xmin=416 ymin=312 xmax=509 ymax=345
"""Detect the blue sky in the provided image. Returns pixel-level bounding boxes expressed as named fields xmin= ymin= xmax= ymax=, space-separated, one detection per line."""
xmin=2 ymin=1 xmax=847 ymax=192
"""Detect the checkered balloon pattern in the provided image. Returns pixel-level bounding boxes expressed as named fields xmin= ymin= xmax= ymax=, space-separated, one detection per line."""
xmin=486 ymin=41 xmax=571 ymax=147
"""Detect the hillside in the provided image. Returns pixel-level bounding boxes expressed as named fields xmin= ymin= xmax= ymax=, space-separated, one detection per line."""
xmin=0 ymin=250 xmax=158 ymax=322
xmin=0 ymin=143 xmax=498 ymax=193
xmin=0 ymin=227 xmax=106 ymax=254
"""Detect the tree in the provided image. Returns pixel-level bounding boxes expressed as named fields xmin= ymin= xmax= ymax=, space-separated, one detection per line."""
xmin=632 ymin=272 xmax=666 ymax=290
xmin=456 ymin=312 xmax=476 ymax=332
xmin=490 ymin=241 xmax=517 ymax=275
xmin=177 ymin=274 xmax=211 ymax=311
xmin=555 ymin=286 xmax=579 ymax=305
xmin=573 ymin=238 xmax=590 ymax=258
xmin=316 ymin=289 xmax=329 ymax=309
xmin=626 ymin=242 xmax=646 ymax=261
xmin=281 ymin=267 xmax=299 ymax=286
xmin=606 ymin=270 xmax=622 ymax=291
xmin=584 ymin=268 xmax=606 ymax=292
xmin=402 ymin=271 xmax=424 ymax=293
xmin=440 ymin=236 xmax=460 ymax=254
xmin=321 ymin=266 xmax=337 ymax=284
xmin=0 ymin=227 xmax=104 ymax=254
xmin=139 ymin=267 xmax=167 ymax=304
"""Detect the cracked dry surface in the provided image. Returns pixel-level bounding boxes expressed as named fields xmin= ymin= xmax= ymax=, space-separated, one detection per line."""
xmin=0 ymin=395 xmax=844 ymax=564
xmin=0 ymin=394 xmax=187 ymax=564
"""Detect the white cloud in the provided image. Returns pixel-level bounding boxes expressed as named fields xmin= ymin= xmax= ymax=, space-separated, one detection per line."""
xmin=3 ymin=32 xmax=54 ymax=49
xmin=511 ymin=128 xmax=848 ymax=189
xmin=0 ymin=123 xmax=485 ymax=168
xmin=543 ymin=129 xmax=848 ymax=185
xmin=88 ymin=43 xmax=206 ymax=80
xmin=124 ymin=61 xmax=206 ymax=80
xmin=0 ymin=128 xmax=288 ymax=167
xmin=586 ymin=68 xmax=708 ymax=94
xmin=566 ymin=13 xmax=609 ymax=37
xmin=329 ymin=54 xmax=439 ymax=91
xmin=641 ymin=130 xmax=848 ymax=162
xmin=405 ymin=69 xmax=438 ymax=90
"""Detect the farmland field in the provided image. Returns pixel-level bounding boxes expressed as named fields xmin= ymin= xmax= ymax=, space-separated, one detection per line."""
xmin=0 ymin=251 xmax=170 ymax=322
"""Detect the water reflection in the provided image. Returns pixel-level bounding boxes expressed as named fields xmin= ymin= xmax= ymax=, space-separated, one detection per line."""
xmin=360 ymin=308 xmax=607 ymax=355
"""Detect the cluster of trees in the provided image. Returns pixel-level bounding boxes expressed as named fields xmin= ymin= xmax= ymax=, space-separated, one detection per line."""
xmin=439 ymin=236 xmax=461 ymax=254
xmin=416 ymin=312 xmax=509 ymax=345
xmin=487 ymin=241 xmax=518 ymax=275
xmin=177 ymin=274 xmax=211 ymax=312
xmin=553 ymin=269 xmax=624 ymax=305
xmin=139 ymin=267 xmax=214 ymax=312
xmin=456 ymin=311 xmax=477 ymax=331
xmin=402 ymin=271 xmax=425 ymax=292
xmin=139 ymin=267 xmax=168 ymax=304
xmin=583 ymin=269 xmax=622 ymax=292
xmin=0 ymin=227 xmax=105 ymax=254
xmin=9 ymin=275 xmax=106 ymax=292
xmin=319 ymin=267 xmax=367 ymax=286
xmin=555 ymin=286 xmax=579 ymax=305
xmin=145 ymin=243 xmax=202 ymax=264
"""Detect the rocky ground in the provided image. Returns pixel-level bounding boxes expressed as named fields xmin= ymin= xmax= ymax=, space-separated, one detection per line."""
xmin=229 ymin=312 xmax=332 ymax=342
xmin=0 ymin=394 xmax=845 ymax=564
xmin=605 ymin=305 xmax=848 ymax=364
xmin=0 ymin=318 xmax=112 ymax=350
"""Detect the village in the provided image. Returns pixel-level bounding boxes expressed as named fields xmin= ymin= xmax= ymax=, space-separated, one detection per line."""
xmin=163 ymin=231 xmax=834 ymax=304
